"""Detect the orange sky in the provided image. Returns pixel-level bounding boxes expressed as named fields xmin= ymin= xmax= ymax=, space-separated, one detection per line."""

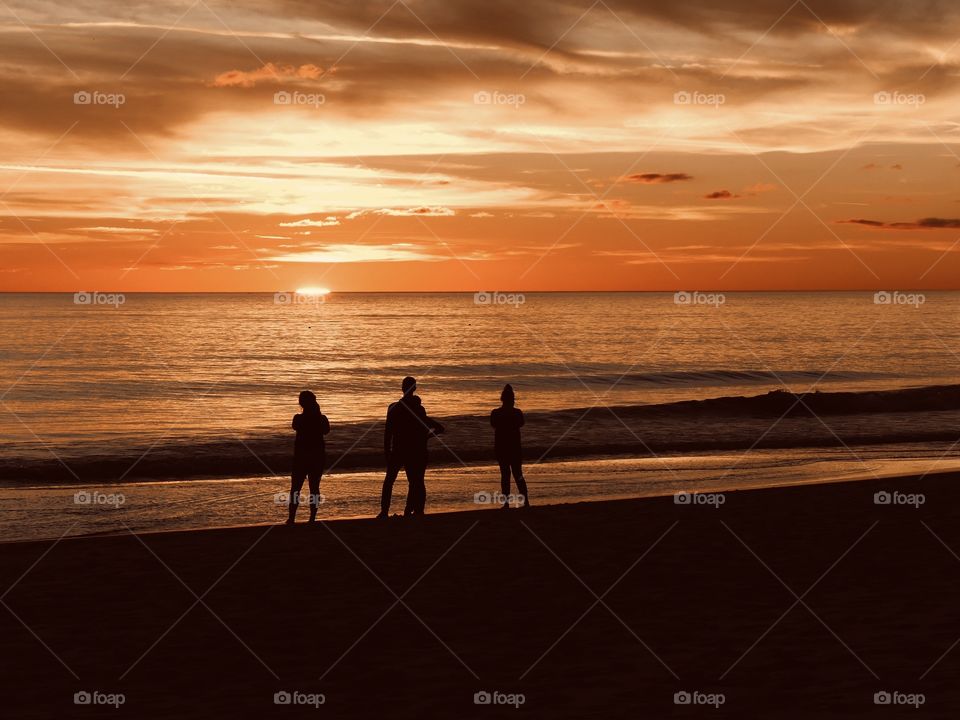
xmin=1 ymin=0 xmax=959 ymax=291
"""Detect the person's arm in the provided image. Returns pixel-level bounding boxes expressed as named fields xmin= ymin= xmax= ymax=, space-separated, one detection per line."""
xmin=420 ymin=405 xmax=444 ymax=435
xmin=321 ymin=415 xmax=331 ymax=435
xmin=292 ymin=414 xmax=300 ymax=431
xmin=517 ymin=409 xmax=525 ymax=428
xmin=383 ymin=406 xmax=394 ymax=456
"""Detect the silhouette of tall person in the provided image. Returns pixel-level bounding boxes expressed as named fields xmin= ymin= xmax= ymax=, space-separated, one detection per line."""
xmin=288 ymin=390 xmax=330 ymax=524
xmin=378 ymin=376 xmax=444 ymax=518
xmin=490 ymin=384 xmax=529 ymax=508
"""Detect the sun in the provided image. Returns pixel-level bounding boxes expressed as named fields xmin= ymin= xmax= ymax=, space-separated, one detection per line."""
xmin=295 ymin=287 xmax=331 ymax=296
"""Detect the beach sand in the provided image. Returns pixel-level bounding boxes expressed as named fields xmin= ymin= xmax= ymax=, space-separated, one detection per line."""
xmin=3 ymin=472 xmax=960 ymax=718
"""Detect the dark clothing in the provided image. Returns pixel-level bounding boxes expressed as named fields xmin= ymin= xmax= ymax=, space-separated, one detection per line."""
xmin=381 ymin=395 xmax=443 ymax=516
xmin=491 ymin=405 xmax=527 ymax=505
xmin=499 ymin=458 xmax=528 ymax=502
xmin=380 ymin=455 xmax=428 ymax=516
xmin=290 ymin=411 xmax=329 ymax=522
xmin=290 ymin=467 xmax=322 ymax=514
xmin=383 ymin=396 xmax=441 ymax=457
xmin=490 ymin=406 xmax=524 ymax=459
xmin=293 ymin=411 xmax=330 ymax=459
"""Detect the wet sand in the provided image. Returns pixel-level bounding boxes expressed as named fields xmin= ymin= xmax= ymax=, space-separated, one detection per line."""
xmin=3 ymin=470 xmax=960 ymax=717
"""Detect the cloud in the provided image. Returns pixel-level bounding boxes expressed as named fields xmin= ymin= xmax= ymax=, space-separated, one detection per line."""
xmin=346 ymin=206 xmax=456 ymax=218
xmin=279 ymin=217 xmax=340 ymax=227
xmin=211 ymin=63 xmax=325 ymax=88
xmin=266 ymin=243 xmax=446 ymax=263
xmin=839 ymin=217 xmax=960 ymax=229
xmin=704 ymin=190 xmax=739 ymax=200
xmin=861 ymin=163 xmax=903 ymax=171
xmin=73 ymin=226 xmax=158 ymax=234
xmin=625 ymin=173 xmax=693 ymax=184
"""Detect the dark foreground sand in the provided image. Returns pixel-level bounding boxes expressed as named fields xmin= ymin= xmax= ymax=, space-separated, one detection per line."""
xmin=3 ymin=472 xmax=960 ymax=718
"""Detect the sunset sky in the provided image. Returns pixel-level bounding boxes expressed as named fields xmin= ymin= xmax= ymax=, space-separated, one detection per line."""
xmin=1 ymin=0 xmax=959 ymax=291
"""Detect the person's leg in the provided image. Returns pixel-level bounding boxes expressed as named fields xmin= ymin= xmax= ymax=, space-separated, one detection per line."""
xmin=498 ymin=459 xmax=511 ymax=508
xmin=288 ymin=470 xmax=306 ymax=523
xmin=307 ymin=470 xmax=322 ymax=522
xmin=512 ymin=457 xmax=529 ymax=507
xmin=379 ymin=459 xmax=401 ymax=518
xmin=410 ymin=459 xmax=427 ymax=514
xmin=402 ymin=462 xmax=415 ymax=516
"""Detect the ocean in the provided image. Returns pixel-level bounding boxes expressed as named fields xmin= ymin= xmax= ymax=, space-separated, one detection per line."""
xmin=2 ymin=291 xmax=959 ymax=539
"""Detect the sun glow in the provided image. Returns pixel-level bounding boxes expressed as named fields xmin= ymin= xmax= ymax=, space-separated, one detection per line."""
xmin=295 ymin=287 xmax=331 ymax=296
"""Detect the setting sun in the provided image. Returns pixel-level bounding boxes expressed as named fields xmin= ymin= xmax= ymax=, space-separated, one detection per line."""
xmin=294 ymin=287 xmax=331 ymax=296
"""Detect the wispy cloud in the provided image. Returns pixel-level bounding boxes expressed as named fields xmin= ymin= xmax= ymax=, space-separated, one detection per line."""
xmin=838 ymin=217 xmax=960 ymax=230
xmin=211 ymin=63 xmax=325 ymax=88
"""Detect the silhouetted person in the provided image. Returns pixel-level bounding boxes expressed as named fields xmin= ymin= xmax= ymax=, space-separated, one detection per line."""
xmin=288 ymin=390 xmax=330 ymax=524
xmin=490 ymin=384 xmax=529 ymax=508
xmin=378 ymin=376 xmax=444 ymax=518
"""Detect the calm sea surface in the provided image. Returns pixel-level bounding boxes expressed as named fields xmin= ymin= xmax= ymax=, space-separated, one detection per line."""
xmin=2 ymin=291 xmax=959 ymax=460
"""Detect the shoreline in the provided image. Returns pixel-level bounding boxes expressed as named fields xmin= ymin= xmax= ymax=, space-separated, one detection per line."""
xmin=6 ymin=382 xmax=960 ymax=484
xmin=6 ymin=463 xmax=960 ymax=547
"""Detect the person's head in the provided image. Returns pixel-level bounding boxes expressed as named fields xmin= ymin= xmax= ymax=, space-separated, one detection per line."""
xmin=401 ymin=376 xmax=417 ymax=397
xmin=501 ymin=384 xmax=515 ymax=407
xmin=298 ymin=390 xmax=320 ymax=413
